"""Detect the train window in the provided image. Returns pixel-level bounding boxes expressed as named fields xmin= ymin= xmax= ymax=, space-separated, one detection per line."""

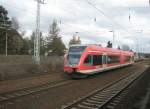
xmin=107 ymin=55 xmax=120 ymax=64
xmin=93 ymin=55 xmax=102 ymax=66
xmin=125 ymin=56 xmax=131 ymax=62
xmin=132 ymin=56 xmax=134 ymax=61
xmin=102 ymin=55 xmax=107 ymax=64
xmin=68 ymin=54 xmax=81 ymax=65
xmin=84 ymin=55 xmax=92 ymax=65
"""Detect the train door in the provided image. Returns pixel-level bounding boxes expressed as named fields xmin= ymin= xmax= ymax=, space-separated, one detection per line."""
xmin=102 ymin=53 xmax=107 ymax=68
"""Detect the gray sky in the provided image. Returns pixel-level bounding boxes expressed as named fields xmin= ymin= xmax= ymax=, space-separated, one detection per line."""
xmin=1 ymin=0 xmax=150 ymax=53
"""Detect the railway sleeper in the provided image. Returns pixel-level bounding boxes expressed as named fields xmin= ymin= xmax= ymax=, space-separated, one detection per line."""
xmin=0 ymin=96 xmax=8 ymax=101
xmin=81 ymin=102 xmax=100 ymax=107
xmin=5 ymin=94 xmax=16 ymax=98
xmin=93 ymin=95 xmax=109 ymax=98
xmin=77 ymin=104 xmax=98 ymax=109
xmin=86 ymin=99 xmax=104 ymax=104
xmin=17 ymin=90 xmax=30 ymax=95
xmin=90 ymin=96 xmax=107 ymax=101
xmin=99 ymin=91 xmax=116 ymax=95
xmin=90 ymin=97 xmax=108 ymax=102
xmin=105 ymin=104 xmax=115 ymax=109
xmin=93 ymin=96 xmax=113 ymax=101
xmin=70 ymin=107 xmax=78 ymax=109
xmin=109 ymin=102 xmax=118 ymax=106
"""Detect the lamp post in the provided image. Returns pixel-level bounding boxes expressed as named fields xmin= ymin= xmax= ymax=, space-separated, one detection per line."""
xmin=135 ymin=30 xmax=143 ymax=59
xmin=1 ymin=13 xmax=8 ymax=56
xmin=5 ymin=32 xmax=7 ymax=56
xmin=1 ymin=13 xmax=12 ymax=56
xmin=109 ymin=30 xmax=115 ymax=48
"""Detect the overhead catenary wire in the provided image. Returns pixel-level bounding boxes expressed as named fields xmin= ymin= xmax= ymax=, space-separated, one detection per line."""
xmin=1 ymin=0 xmax=136 ymax=41
xmin=84 ymin=0 xmax=133 ymax=35
xmin=83 ymin=0 xmax=147 ymax=51
xmin=1 ymin=0 xmax=88 ymax=35
xmin=1 ymin=0 xmax=115 ymax=36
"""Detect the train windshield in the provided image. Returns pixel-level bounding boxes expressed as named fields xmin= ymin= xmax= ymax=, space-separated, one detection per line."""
xmin=68 ymin=46 xmax=87 ymax=65
xmin=68 ymin=53 xmax=81 ymax=65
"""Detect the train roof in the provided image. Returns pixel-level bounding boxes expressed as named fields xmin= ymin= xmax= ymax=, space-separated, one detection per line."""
xmin=70 ymin=44 xmax=101 ymax=47
xmin=69 ymin=44 xmax=134 ymax=55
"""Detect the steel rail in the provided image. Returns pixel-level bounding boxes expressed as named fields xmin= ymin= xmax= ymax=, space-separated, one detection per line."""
xmin=62 ymin=68 xmax=148 ymax=109
xmin=0 ymin=79 xmax=73 ymax=103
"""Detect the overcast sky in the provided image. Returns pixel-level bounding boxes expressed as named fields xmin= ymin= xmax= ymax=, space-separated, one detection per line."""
xmin=1 ymin=0 xmax=150 ymax=53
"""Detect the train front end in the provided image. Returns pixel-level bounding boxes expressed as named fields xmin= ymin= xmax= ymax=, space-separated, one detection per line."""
xmin=64 ymin=45 xmax=87 ymax=78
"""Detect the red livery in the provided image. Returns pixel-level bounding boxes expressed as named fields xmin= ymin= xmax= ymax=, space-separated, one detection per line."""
xmin=64 ymin=44 xmax=134 ymax=78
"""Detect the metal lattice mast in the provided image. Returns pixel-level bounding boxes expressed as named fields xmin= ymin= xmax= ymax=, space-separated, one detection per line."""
xmin=34 ymin=0 xmax=44 ymax=64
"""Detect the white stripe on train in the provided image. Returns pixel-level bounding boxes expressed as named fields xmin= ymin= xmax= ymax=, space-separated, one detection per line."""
xmin=77 ymin=63 xmax=133 ymax=74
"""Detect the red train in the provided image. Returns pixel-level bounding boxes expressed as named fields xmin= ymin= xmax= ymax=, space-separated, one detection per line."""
xmin=64 ymin=44 xmax=134 ymax=78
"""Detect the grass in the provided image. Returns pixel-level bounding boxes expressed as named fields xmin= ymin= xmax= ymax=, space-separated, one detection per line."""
xmin=0 ymin=55 xmax=64 ymax=80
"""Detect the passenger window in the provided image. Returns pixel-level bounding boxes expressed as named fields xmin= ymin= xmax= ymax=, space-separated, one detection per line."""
xmin=84 ymin=55 xmax=92 ymax=65
xmin=102 ymin=55 xmax=107 ymax=64
xmin=131 ymin=56 xmax=134 ymax=61
xmin=125 ymin=56 xmax=131 ymax=62
xmin=93 ymin=55 xmax=102 ymax=66
xmin=107 ymin=55 xmax=120 ymax=64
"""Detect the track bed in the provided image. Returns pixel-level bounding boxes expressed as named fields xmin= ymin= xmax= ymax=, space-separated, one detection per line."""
xmin=0 ymin=61 xmax=149 ymax=109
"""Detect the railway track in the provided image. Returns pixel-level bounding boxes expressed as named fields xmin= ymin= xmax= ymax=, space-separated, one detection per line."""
xmin=62 ymin=67 xmax=148 ymax=109
xmin=0 ymin=79 xmax=73 ymax=103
